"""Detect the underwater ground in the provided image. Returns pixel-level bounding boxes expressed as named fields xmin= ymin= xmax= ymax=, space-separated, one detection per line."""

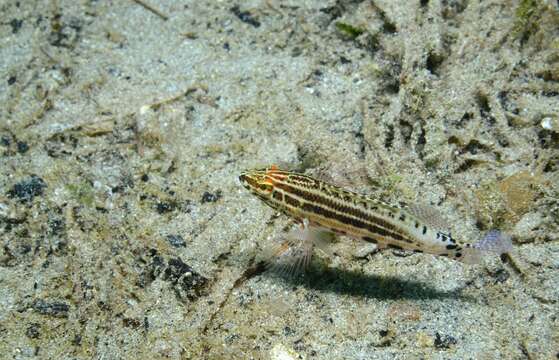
xmin=1 ymin=0 xmax=558 ymax=359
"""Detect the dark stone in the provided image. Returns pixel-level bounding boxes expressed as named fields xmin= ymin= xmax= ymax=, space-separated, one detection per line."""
xmin=491 ymin=268 xmax=510 ymax=283
xmin=379 ymin=329 xmax=389 ymax=337
xmin=123 ymin=318 xmax=142 ymax=328
xmin=9 ymin=18 xmax=23 ymax=33
xmin=1 ymin=136 xmax=10 ymax=146
xmin=163 ymin=257 xmax=208 ymax=301
xmin=201 ymin=190 xmax=222 ymax=203
xmin=283 ymin=326 xmax=295 ymax=336
xmin=320 ymin=5 xmax=343 ymax=20
xmin=542 ymin=91 xmax=559 ymax=97
xmin=144 ymin=252 xmax=166 ymax=284
xmin=33 ymin=299 xmax=69 ymax=318
xmin=8 ymin=76 xmax=17 ymax=85
xmin=48 ymin=217 xmax=65 ymax=236
xmin=26 ymin=323 xmax=40 ymax=338
xmin=16 ymin=141 xmax=29 ymax=153
xmin=166 ymin=234 xmax=186 ymax=248
xmin=20 ymin=244 xmax=32 ymax=254
xmin=434 ymin=332 xmax=457 ymax=349
xmin=140 ymin=174 xmax=149 ymax=182
xmin=230 ymin=5 xmax=261 ymax=28
xmin=7 ymin=176 xmax=47 ymax=202
xmin=155 ymin=201 xmax=175 ymax=213
xmin=164 ymin=258 xmax=195 ymax=282
xmin=293 ymin=339 xmax=305 ymax=351
xmin=111 ymin=185 xmax=124 ymax=193
xmin=72 ymin=334 xmax=82 ymax=346
xmin=426 ymin=51 xmax=444 ymax=75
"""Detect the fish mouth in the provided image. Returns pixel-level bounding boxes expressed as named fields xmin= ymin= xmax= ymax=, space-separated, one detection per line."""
xmin=239 ymin=171 xmax=257 ymax=191
xmin=238 ymin=173 xmax=249 ymax=189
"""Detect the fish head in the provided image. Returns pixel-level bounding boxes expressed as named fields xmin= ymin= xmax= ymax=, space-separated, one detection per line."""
xmin=239 ymin=165 xmax=283 ymax=198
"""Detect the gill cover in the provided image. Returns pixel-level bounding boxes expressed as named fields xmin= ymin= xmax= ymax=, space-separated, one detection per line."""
xmin=239 ymin=165 xmax=281 ymax=194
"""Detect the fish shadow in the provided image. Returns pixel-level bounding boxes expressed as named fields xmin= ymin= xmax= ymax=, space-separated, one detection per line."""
xmin=265 ymin=262 xmax=474 ymax=302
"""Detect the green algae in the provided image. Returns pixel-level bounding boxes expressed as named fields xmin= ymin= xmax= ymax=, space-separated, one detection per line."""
xmin=66 ymin=181 xmax=95 ymax=207
xmin=335 ymin=22 xmax=365 ymax=40
xmin=513 ymin=0 xmax=539 ymax=42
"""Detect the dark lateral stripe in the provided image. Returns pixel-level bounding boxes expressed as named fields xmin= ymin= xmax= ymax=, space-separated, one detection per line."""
xmin=362 ymin=236 xmax=378 ymax=244
xmin=300 ymin=202 xmax=408 ymax=244
xmin=274 ymin=181 xmax=404 ymax=239
xmin=283 ymin=193 xmax=300 ymax=208
xmin=272 ymin=190 xmax=283 ymax=202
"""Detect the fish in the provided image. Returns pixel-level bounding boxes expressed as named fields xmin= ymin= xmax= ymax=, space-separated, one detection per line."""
xmin=239 ymin=165 xmax=513 ymax=274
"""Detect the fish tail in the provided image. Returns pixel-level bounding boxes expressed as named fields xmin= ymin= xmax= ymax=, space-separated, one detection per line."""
xmin=460 ymin=230 xmax=513 ymax=264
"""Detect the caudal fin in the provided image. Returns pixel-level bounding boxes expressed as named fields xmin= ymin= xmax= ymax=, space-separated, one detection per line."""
xmin=461 ymin=230 xmax=513 ymax=264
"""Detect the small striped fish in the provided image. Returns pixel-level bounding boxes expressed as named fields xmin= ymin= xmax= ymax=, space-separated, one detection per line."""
xmin=239 ymin=165 xmax=512 ymax=273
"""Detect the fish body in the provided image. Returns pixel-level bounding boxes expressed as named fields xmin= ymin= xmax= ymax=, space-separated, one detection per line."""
xmin=239 ymin=166 xmax=512 ymax=268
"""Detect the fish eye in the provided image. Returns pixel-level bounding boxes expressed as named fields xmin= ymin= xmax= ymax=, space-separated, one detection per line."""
xmin=258 ymin=182 xmax=273 ymax=193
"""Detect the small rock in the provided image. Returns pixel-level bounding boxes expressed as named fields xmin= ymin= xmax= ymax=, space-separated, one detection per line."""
xmin=73 ymin=334 xmax=82 ymax=346
xmin=230 ymin=5 xmax=260 ymax=28
xmin=489 ymin=268 xmax=510 ymax=283
xmin=9 ymin=18 xmax=23 ymax=33
xmin=26 ymin=323 xmax=40 ymax=339
xmin=155 ymin=201 xmax=175 ymax=214
xmin=33 ymin=299 xmax=69 ymax=318
xmin=166 ymin=234 xmax=186 ymax=248
xmin=201 ymin=190 xmax=222 ymax=203
xmin=352 ymin=243 xmax=378 ymax=258
xmin=1 ymin=136 xmax=10 ymax=146
xmin=270 ymin=343 xmax=302 ymax=360
xmin=434 ymin=332 xmax=457 ymax=349
xmin=16 ymin=141 xmax=29 ymax=153
xmin=7 ymin=176 xmax=47 ymax=202
xmin=541 ymin=117 xmax=558 ymax=132
xmin=163 ymin=257 xmax=208 ymax=301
